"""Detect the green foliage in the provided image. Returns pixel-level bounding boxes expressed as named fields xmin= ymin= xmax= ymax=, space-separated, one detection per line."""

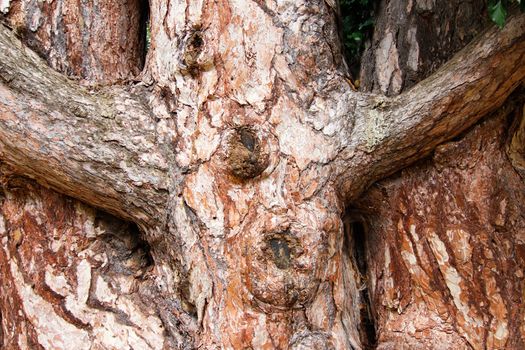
xmin=489 ymin=1 xmax=508 ymax=28
xmin=340 ymin=0 xmax=376 ymax=74
xmin=146 ymin=22 xmax=151 ymax=51
xmin=339 ymin=0 xmax=521 ymax=74
xmin=488 ymin=0 xmax=524 ymax=28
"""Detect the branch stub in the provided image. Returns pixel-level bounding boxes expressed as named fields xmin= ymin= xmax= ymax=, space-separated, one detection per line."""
xmin=226 ymin=127 xmax=269 ymax=180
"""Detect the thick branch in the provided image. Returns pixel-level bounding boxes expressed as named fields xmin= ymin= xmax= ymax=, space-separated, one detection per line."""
xmin=339 ymin=14 xmax=525 ymax=199
xmin=0 ymin=24 xmax=169 ymax=227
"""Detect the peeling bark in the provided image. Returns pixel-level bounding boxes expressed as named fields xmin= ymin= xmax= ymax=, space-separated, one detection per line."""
xmin=354 ymin=2 xmax=525 ymax=349
xmin=0 ymin=0 xmax=523 ymax=349
xmin=360 ymin=0 xmax=489 ymax=95
xmin=355 ymin=107 xmax=525 ymax=349
xmin=1 ymin=0 xmax=148 ymax=83
xmin=338 ymin=13 xmax=525 ymax=200
xmin=0 ymin=180 xmax=171 ymax=349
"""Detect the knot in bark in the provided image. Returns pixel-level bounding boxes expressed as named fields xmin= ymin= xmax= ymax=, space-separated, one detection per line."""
xmin=264 ymin=231 xmax=303 ymax=270
xmin=244 ymin=229 xmax=322 ymax=309
xmin=181 ymin=27 xmax=213 ymax=76
xmin=227 ymin=127 xmax=268 ymax=179
xmin=183 ymin=30 xmax=203 ymax=66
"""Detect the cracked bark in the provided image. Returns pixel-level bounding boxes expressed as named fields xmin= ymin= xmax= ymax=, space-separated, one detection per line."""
xmin=0 ymin=0 xmax=524 ymax=349
xmin=354 ymin=1 xmax=525 ymax=349
xmin=0 ymin=25 xmax=169 ymax=227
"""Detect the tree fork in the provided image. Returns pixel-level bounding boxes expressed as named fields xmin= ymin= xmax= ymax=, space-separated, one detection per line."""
xmin=0 ymin=24 xmax=170 ymax=228
xmin=0 ymin=14 xmax=522 ymax=211
xmin=0 ymin=1 xmax=524 ymax=349
xmin=336 ymin=13 xmax=525 ymax=200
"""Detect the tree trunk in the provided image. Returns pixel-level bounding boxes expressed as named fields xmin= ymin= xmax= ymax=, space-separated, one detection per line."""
xmin=359 ymin=0 xmax=489 ymax=95
xmin=353 ymin=2 xmax=525 ymax=349
xmin=0 ymin=1 xmax=524 ymax=349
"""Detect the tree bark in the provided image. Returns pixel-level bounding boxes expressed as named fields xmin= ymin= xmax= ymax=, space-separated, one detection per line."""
xmin=353 ymin=1 xmax=525 ymax=349
xmin=0 ymin=0 xmax=524 ymax=349
xmin=353 ymin=104 xmax=525 ymax=350
xmin=1 ymin=0 xmax=148 ymax=82
xmin=359 ymin=0 xmax=489 ymax=95
xmin=0 ymin=24 xmax=169 ymax=227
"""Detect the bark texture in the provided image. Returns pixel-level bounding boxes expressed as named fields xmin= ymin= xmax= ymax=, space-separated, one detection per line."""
xmin=0 ymin=0 xmax=524 ymax=349
xmin=355 ymin=106 xmax=525 ymax=350
xmin=359 ymin=0 xmax=489 ymax=95
xmin=1 ymin=0 xmax=148 ymax=82
xmin=0 ymin=25 xmax=169 ymax=227
xmin=354 ymin=1 xmax=525 ymax=349
xmin=337 ymin=14 xmax=525 ymax=200
xmin=0 ymin=179 xmax=166 ymax=350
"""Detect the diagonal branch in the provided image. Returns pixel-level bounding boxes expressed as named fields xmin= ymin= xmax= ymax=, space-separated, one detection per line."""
xmin=0 ymin=24 xmax=169 ymax=227
xmin=338 ymin=13 xmax=525 ymax=200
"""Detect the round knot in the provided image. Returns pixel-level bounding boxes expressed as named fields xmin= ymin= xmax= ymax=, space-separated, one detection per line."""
xmin=244 ymin=230 xmax=321 ymax=309
xmin=227 ymin=127 xmax=268 ymax=179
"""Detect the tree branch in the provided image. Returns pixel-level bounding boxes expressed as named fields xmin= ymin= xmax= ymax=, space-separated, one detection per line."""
xmin=338 ymin=14 xmax=525 ymax=200
xmin=0 ymin=24 xmax=169 ymax=227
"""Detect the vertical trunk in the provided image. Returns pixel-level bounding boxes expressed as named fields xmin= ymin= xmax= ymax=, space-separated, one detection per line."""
xmin=1 ymin=0 xmax=523 ymax=349
xmin=1 ymin=0 xmax=147 ymax=82
xmin=359 ymin=0 xmax=488 ymax=95
xmin=354 ymin=106 xmax=525 ymax=349
xmin=0 ymin=1 xmax=172 ymax=349
xmin=139 ymin=1 xmax=362 ymax=348
xmin=355 ymin=1 xmax=525 ymax=349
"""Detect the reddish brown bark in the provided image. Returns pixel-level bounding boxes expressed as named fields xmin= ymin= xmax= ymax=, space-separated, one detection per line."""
xmin=2 ymin=0 xmax=147 ymax=83
xmin=0 ymin=177 xmax=166 ymax=349
xmin=0 ymin=0 xmax=523 ymax=349
xmin=353 ymin=2 xmax=525 ymax=349
xmin=360 ymin=0 xmax=489 ymax=95
xmin=354 ymin=104 xmax=525 ymax=349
